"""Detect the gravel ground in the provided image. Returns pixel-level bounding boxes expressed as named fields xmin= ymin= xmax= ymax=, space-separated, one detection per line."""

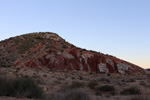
xmin=0 ymin=97 xmax=36 ymax=100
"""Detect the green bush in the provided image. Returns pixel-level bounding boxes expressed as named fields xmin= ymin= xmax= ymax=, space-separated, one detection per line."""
xmin=0 ymin=76 xmax=44 ymax=99
xmin=97 ymin=85 xmax=115 ymax=92
xmin=120 ymin=87 xmax=141 ymax=95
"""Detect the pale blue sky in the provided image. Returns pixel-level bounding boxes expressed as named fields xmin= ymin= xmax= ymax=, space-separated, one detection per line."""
xmin=0 ymin=0 xmax=150 ymax=68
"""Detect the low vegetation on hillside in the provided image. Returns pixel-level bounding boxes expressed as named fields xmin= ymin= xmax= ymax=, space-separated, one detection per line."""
xmin=0 ymin=76 xmax=44 ymax=99
xmin=0 ymin=67 xmax=150 ymax=100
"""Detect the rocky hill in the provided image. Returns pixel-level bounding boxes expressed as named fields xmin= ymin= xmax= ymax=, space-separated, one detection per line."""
xmin=0 ymin=32 xmax=145 ymax=74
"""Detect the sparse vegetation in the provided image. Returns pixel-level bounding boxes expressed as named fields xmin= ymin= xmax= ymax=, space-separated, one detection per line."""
xmin=70 ymin=81 xmax=85 ymax=89
xmin=99 ymin=78 xmax=110 ymax=83
xmin=15 ymin=33 xmax=54 ymax=54
xmin=46 ymin=88 xmax=90 ymax=100
xmin=0 ymin=76 xmax=44 ymax=99
xmin=97 ymin=85 xmax=115 ymax=92
xmin=18 ymin=40 xmax=35 ymax=54
xmin=0 ymin=76 xmax=13 ymax=96
xmin=43 ymin=74 xmax=47 ymax=77
xmin=79 ymin=75 xmax=83 ymax=80
xmin=1 ymin=32 xmax=150 ymax=100
xmin=128 ymin=95 xmax=150 ymax=100
xmin=95 ymin=91 xmax=102 ymax=96
xmin=0 ymin=66 xmax=150 ymax=100
xmin=88 ymin=81 xmax=98 ymax=89
xmin=120 ymin=87 xmax=141 ymax=95
xmin=126 ymin=78 xmax=136 ymax=82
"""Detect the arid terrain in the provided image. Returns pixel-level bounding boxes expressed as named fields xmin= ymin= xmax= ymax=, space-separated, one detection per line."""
xmin=0 ymin=32 xmax=150 ymax=100
xmin=0 ymin=67 xmax=150 ymax=100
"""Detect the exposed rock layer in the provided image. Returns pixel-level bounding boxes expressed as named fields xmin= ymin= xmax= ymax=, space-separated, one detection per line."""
xmin=0 ymin=32 xmax=145 ymax=74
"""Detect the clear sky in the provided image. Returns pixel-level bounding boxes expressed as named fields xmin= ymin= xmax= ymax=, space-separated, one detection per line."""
xmin=0 ymin=0 xmax=150 ymax=69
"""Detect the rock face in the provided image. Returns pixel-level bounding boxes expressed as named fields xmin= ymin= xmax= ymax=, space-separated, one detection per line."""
xmin=0 ymin=32 xmax=145 ymax=74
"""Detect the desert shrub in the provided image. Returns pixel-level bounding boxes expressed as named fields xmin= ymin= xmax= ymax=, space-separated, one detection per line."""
xmin=120 ymin=87 xmax=141 ymax=95
xmin=0 ymin=57 xmax=11 ymax=67
xmin=62 ymin=45 xmax=68 ymax=49
xmin=99 ymin=78 xmax=110 ymax=83
xmin=139 ymin=81 xmax=146 ymax=86
xmin=43 ymin=74 xmax=47 ymax=77
xmin=62 ymin=88 xmax=90 ymax=100
xmin=97 ymin=85 xmax=115 ymax=92
xmin=126 ymin=78 xmax=136 ymax=82
xmin=79 ymin=76 xmax=83 ymax=80
xmin=109 ymin=91 xmax=116 ymax=96
xmin=35 ymin=36 xmax=44 ymax=40
xmin=70 ymin=82 xmax=85 ymax=89
xmin=128 ymin=95 xmax=150 ymax=100
xmin=0 ymin=76 xmax=44 ymax=99
xmin=58 ymin=82 xmax=85 ymax=93
xmin=88 ymin=81 xmax=98 ymax=89
xmin=72 ymin=77 xmax=75 ymax=80
xmin=145 ymin=85 xmax=150 ymax=88
xmin=0 ymin=76 xmax=13 ymax=96
xmin=46 ymin=92 xmax=61 ymax=100
xmin=46 ymin=88 xmax=90 ymax=100
xmin=107 ymin=73 xmax=111 ymax=76
xmin=18 ymin=41 xmax=35 ymax=54
xmin=11 ymin=77 xmax=44 ymax=99
xmin=95 ymin=91 xmax=102 ymax=96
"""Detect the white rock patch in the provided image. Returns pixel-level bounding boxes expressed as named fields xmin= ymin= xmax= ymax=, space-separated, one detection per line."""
xmin=46 ymin=55 xmax=51 ymax=59
xmin=57 ymin=51 xmax=62 ymax=55
xmin=88 ymin=54 xmax=93 ymax=58
xmin=82 ymin=55 xmax=87 ymax=64
xmin=70 ymin=63 xmax=74 ymax=69
xmin=50 ymin=57 xmax=59 ymax=64
xmin=117 ymin=63 xmax=131 ymax=74
xmin=106 ymin=59 xmax=114 ymax=67
xmin=62 ymin=52 xmax=74 ymax=59
xmin=46 ymin=54 xmax=55 ymax=59
xmin=98 ymin=63 xmax=109 ymax=73
xmin=50 ymin=57 xmax=55 ymax=63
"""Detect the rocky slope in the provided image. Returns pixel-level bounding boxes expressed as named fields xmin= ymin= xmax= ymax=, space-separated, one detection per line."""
xmin=0 ymin=32 xmax=145 ymax=74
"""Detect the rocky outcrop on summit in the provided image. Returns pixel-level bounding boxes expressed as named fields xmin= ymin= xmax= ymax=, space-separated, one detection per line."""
xmin=0 ymin=32 xmax=145 ymax=74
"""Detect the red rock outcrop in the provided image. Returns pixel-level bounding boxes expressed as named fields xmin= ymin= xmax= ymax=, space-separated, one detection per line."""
xmin=0 ymin=32 xmax=146 ymax=74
